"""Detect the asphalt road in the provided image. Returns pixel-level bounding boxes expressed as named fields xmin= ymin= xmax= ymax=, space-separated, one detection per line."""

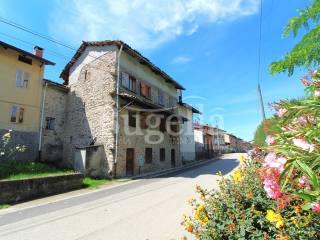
xmin=0 ymin=153 xmax=240 ymax=240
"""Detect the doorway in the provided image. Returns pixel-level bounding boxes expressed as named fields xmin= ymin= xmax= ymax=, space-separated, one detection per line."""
xmin=171 ymin=149 xmax=175 ymax=167
xmin=126 ymin=148 xmax=134 ymax=176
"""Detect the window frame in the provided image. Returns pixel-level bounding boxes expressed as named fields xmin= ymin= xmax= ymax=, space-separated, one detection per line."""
xmin=158 ymin=89 xmax=164 ymax=106
xmin=16 ymin=70 xmax=29 ymax=88
xmin=145 ymin=147 xmax=153 ymax=164
xmin=140 ymin=81 xmax=151 ymax=99
xmin=45 ymin=117 xmax=56 ymax=130
xmin=160 ymin=148 xmax=165 ymax=162
xmin=128 ymin=111 xmax=136 ymax=128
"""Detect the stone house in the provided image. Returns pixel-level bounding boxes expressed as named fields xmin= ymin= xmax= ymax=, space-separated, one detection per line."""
xmin=56 ymin=40 xmax=188 ymax=177
xmin=0 ymin=41 xmax=54 ymax=160
xmin=40 ymin=79 xmax=68 ymax=165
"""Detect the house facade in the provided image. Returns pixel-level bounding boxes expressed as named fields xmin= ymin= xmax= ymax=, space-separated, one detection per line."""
xmin=177 ymin=102 xmax=200 ymax=162
xmin=58 ymin=41 xmax=187 ymax=177
xmin=0 ymin=41 xmax=54 ymax=160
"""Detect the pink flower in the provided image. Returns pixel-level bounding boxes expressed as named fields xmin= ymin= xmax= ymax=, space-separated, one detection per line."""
xmin=309 ymin=70 xmax=318 ymax=76
xmin=315 ymin=89 xmax=320 ymax=97
xmin=265 ymin=135 xmax=276 ymax=145
xmin=301 ymin=76 xmax=312 ymax=86
xmin=263 ymin=153 xmax=287 ymax=172
xmin=293 ymin=138 xmax=315 ymax=152
xmin=296 ymin=116 xmax=308 ymax=125
xmin=277 ymin=108 xmax=287 ymax=117
xmin=311 ymin=202 xmax=320 ymax=213
xmin=299 ymin=175 xmax=311 ymax=190
xmin=263 ymin=178 xmax=282 ymax=199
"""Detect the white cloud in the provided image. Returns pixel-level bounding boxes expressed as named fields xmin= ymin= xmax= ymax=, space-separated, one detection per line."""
xmin=50 ymin=0 xmax=259 ymax=50
xmin=172 ymin=55 xmax=192 ymax=64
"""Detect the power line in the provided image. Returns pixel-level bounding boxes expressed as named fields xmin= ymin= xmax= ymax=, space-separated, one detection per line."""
xmin=0 ymin=16 xmax=76 ymax=50
xmin=0 ymin=27 xmax=115 ymax=76
xmin=0 ymin=16 xmax=118 ymax=75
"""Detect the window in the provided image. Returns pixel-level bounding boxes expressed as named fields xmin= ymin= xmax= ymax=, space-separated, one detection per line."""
xmin=145 ymin=148 xmax=152 ymax=163
xmin=45 ymin=117 xmax=55 ymax=130
xmin=140 ymin=112 xmax=148 ymax=129
xmin=160 ymin=148 xmax=165 ymax=162
xmin=16 ymin=70 xmax=29 ymax=88
xmin=10 ymin=106 xmax=18 ymax=122
xmin=169 ymin=97 xmax=176 ymax=108
xmin=18 ymin=55 xmax=32 ymax=65
xmin=128 ymin=111 xmax=136 ymax=128
xmin=158 ymin=90 xmax=164 ymax=105
xmin=140 ymin=82 xmax=151 ymax=98
xmin=10 ymin=106 xmax=24 ymax=123
xmin=121 ymin=72 xmax=136 ymax=92
xmin=160 ymin=117 xmax=166 ymax=132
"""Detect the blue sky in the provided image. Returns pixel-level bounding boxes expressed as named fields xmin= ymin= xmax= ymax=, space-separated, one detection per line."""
xmin=0 ymin=0 xmax=311 ymax=141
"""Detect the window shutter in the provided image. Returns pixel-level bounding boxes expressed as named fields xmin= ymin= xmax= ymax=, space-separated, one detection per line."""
xmin=18 ymin=107 xmax=24 ymax=123
xmin=23 ymin=72 xmax=29 ymax=87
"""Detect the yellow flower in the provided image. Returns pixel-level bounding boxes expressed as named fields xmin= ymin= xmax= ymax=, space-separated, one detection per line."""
xmin=266 ymin=210 xmax=282 ymax=222
xmin=232 ymin=169 xmax=243 ymax=183
xmin=266 ymin=210 xmax=285 ymax=229
xmin=290 ymin=217 xmax=298 ymax=226
xmin=276 ymin=220 xmax=284 ymax=229
xmin=239 ymin=154 xmax=246 ymax=164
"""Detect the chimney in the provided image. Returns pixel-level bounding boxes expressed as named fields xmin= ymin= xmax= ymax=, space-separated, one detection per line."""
xmin=34 ymin=46 xmax=43 ymax=58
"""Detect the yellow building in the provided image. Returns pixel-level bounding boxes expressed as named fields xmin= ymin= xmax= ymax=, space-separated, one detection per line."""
xmin=0 ymin=41 xmax=55 ymax=160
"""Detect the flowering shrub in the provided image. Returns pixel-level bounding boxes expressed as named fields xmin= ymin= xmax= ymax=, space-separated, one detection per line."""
xmin=182 ymin=153 xmax=320 ymax=239
xmin=263 ymin=69 xmax=320 ymax=212
xmin=0 ymin=130 xmax=26 ymax=159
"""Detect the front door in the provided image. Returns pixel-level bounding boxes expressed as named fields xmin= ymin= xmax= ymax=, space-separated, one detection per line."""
xmin=171 ymin=149 xmax=175 ymax=167
xmin=126 ymin=148 xmax=134 ymax=176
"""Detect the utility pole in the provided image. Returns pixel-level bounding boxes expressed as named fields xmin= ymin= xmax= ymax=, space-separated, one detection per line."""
xmin=258 ymin=83 xmax=266 ymax=121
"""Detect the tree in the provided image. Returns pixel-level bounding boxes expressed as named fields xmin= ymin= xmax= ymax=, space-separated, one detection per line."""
xmin=270 ymin=0 xmax=320 ymax=76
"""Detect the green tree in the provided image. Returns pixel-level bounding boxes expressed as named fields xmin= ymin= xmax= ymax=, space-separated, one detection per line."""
xmin=270 ymin=0 xmax=320 ymax=76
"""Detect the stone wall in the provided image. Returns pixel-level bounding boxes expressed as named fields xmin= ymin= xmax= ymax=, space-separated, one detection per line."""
xmin=63 ymin=52 xmax=117 ymax=176
xmin=41 ymin=83 xmax=68 ymax=165
xmin=0 ymin=173 xmax=84 ymax=204
xmin=0 ymin=129 xmax=38 ymax=161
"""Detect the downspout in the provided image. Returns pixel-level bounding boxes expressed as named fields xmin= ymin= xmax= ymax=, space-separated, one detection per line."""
xmin=114 ymin=44 xmax=123 ymax=178
xmin=38 ymin=81 xmax=48 ymax=161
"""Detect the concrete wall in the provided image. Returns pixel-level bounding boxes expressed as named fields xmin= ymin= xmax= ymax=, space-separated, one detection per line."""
xmin=41 ymin=83 xmax=68 ymax=164
xmin=178 ymin=105 xmax=195 ymax=162
xmin=0 ymin=45 xmax=46 ymax=160
xmin=0 ymin=173 xmax=84 ymax=204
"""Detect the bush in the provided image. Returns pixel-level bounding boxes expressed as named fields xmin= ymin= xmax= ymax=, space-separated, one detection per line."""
xmin=253 ymin=118 xmax=281 ymax=147
xmin=182 ymin=153 xmax=320 ymax=239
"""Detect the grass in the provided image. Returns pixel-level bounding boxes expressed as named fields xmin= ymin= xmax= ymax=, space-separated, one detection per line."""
xmin=83 ymin=177 xmax=114 ymax=188
xmin=0 ymin=204 xmax=10 ymax=209
xmin=0 ymin=160 xmax=74 ymax=180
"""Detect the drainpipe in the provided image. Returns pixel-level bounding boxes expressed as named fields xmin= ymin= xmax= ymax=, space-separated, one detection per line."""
xmin=38 ymin=81 xmax=48 ymax=161
xmin=114 ymin=44 xmax=123 ymax=178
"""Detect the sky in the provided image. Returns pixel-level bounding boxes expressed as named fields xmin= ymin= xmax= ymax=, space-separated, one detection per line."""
xmin=0 ymin=0 xmax=311 ymax=141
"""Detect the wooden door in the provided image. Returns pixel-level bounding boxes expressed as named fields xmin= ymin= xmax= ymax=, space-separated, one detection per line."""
xmin=171 ymin=149 xmax=175 ymax=167
xmin=126 ymin=148 xmax=134 ymax=176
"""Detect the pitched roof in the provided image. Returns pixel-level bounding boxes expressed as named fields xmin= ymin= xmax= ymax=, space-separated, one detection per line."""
xmin=0 ymin=41 xmax=55 ymax=65
xmin=60 ymin=40 xmax=185 ymax=90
